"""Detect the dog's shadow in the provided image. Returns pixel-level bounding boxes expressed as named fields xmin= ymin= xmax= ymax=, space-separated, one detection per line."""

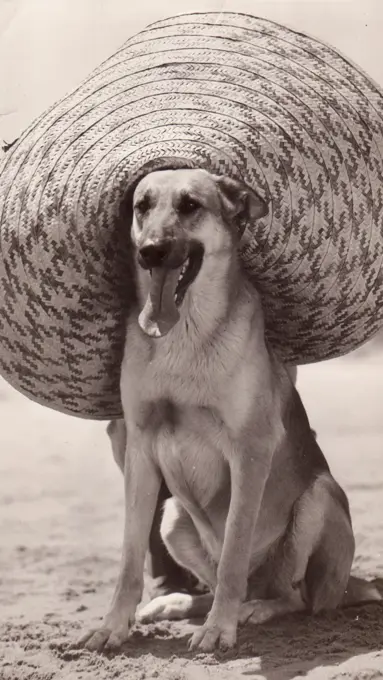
xmin=116 ymin=578 xmax=383 ymax=679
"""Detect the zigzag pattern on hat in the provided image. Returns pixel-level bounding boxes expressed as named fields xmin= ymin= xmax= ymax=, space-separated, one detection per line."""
xmin=0 ymin=12 xmax=383 ymax=418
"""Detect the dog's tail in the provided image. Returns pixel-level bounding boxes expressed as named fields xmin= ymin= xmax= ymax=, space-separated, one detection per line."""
xmin=342 ymin=575 xmax=381 ymax=607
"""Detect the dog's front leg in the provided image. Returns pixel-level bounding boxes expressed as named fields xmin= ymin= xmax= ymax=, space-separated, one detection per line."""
xmin=78 ymin=429 xmax=161 ymax=652
xmin=190 ymin=437 xmax=274 ymax=653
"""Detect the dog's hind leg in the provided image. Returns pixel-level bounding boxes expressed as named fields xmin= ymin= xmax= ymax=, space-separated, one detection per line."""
xmin=239 ymin=472 xmax=356 ymax=627
xmin=160 ymin=497 xmax=218 ymax=591
xmin=137 ymin=590 xmax=214 ymax=623
xmin=147 ymin=481 xmax=204 ymax=598
xmin=137 ymin=497 xmax=215 ymax=623
xmin=284 ymin=369 xmax=317 ymax=438
xmin=303 ymin=473 xmax=380 ymax=610
xmin=286 ymin=365 xmax=297 ymax=385
xmin=300 ymin=473 xmax=355 ymax=612
xmin=238 ymin=590 xmax=306 ymax=625
xmin=107 ymin=419 xmax=127 ymax=472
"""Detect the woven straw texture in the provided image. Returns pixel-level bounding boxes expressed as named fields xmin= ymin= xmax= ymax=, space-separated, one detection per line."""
xmin=1 ymin=12 xmax=383 ymax=419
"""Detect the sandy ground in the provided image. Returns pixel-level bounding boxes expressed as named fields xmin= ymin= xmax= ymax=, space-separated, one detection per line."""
xmin=0 ymin=351 xmax=382 ymax=680
xmin=1 ymin=1 xmax=383 ymax=678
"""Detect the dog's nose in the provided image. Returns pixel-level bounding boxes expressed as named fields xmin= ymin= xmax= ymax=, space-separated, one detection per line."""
xmin=138 ymin=240 xmax=173 ymax=269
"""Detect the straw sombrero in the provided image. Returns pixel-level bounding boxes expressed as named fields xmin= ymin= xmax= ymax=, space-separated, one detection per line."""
xmin=1 ymin=11 xmax=383 ymax=419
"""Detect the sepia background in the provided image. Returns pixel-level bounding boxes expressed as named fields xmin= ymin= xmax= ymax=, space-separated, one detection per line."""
xmin=0 ymin=1 xmax=382 ymax=679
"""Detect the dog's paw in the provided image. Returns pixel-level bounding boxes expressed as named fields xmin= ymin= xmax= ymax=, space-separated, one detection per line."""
xmin=238 ymin=599 xmax=275 ymax=625
xmin=189 ymin=617 xmax=237 ymax=653
xmin=74 ymin=610 xmax=135 ymax=652
xmin=75 ymin=625 xmax=131 ymax=653
xmin=137 ymin=593 xmax=194 ymax=623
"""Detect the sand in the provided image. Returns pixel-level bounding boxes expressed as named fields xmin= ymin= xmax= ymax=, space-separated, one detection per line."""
xmin=1 ymin=1 xmax=383 ymax=678
xmin=1 ymin=354 xmax=382 ymax=680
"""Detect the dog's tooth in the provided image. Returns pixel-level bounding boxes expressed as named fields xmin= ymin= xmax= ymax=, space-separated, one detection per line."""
xmin=176 ymin=257 xmax=190 ymax=290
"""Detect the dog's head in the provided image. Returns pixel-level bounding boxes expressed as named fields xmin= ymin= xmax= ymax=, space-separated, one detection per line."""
xmin=131 ymin=168 xmax=268 ymax=338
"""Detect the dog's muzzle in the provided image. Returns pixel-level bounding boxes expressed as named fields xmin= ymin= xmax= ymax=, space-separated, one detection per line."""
xmin=138 ymin=239 xmax=174 ymax=270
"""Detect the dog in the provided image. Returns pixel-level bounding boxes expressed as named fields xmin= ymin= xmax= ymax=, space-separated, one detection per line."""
xmin=78 ymin=168 xmax=380 ymax=653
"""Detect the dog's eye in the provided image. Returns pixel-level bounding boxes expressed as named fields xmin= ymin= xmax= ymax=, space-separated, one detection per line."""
xmin=135 ymin=196 xmax=150 ymax=215
xmin=178 ymin=195 xmax=200 ymax=215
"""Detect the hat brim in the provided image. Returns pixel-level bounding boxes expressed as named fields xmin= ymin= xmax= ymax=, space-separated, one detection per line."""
xmin=1 ymin=11 xmax=383 ymax=418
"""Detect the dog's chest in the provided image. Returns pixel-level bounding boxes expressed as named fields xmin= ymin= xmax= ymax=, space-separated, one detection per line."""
xmin=124 ymin=328 xmax=256 ymax=438
xmin=150 ymin=401 xmax=231 ymax=511
xmin=152 ymin=343 xmax=223 ymax=402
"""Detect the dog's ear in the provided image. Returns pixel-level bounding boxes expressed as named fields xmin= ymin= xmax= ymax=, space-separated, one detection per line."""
xmin=213 ymin=175 xmax=268 ymax=238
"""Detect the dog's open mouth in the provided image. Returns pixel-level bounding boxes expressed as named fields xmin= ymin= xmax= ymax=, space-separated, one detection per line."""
xmin=138 ymin=243 xmax=203 ymax=338
xmin=173 ymin=243 xmax=204 ymax=307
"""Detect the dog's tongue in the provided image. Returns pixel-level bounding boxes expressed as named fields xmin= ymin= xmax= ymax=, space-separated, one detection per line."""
xmin=138 ymin=267 xmax=180 ymax=337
